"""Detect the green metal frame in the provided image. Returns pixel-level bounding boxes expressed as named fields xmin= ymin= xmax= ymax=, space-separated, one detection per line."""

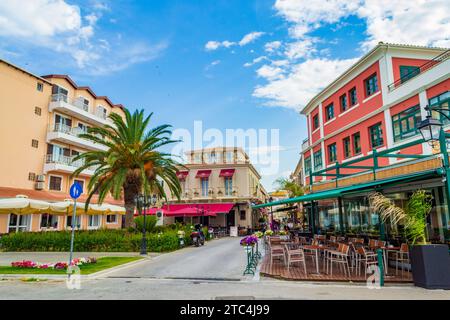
xmin=309 ymin=137 xmax=431 ymax=188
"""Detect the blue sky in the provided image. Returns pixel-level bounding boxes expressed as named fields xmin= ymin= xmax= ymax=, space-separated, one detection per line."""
xmin=0 ymin=0 xmax=449 ymax=191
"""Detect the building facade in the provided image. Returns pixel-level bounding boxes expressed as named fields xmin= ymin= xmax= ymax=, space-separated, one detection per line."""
xmin=158 ymin=147 xmax=268 ymax=232
xmin=298 ymin=43 xmax=449 ymax=243
xmin=0 ymin=59 xmax=126 ymax=234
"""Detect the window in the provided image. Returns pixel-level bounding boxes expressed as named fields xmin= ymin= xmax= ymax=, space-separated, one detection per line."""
xmin=201 ymin=178 xmax=209 ymax=197
xmin=327 ymin=143 xmax=337 ymax=163
xmin=313 ymin=150 xmax=322 ymax=171
xmin=49 ymin=176 xmax=62 ymax=191
xmin=73 ymin=179 xmax=84 ymax=193
xmin=106 ymin=214 xmax=117 ymax=224
xmin=31 ymin=139 xmax=39 ymax=148
xmin=429 ymin=91 xmax=450 ymax=125
xmin=226 ymin=152 xmax=234 ymax=163
xmin=40 ymin=213 xmax=58 ymax=229
xmin=28 ymin=172 xmax=36 ymax=181
xmin=96 ymin=106 xmax=107 ymax=119
xmin=34 ymin=107 xmax=42 ymax=116
xmin=392 ymin=105 xmax=421 ymax=142
xmin=352 ymin=132 xmax=361 ymax=155
xmin=8 ymin=214 xmax=31 ymax=233
xmin=304 ymin=157 xmax=312 ymax=174
xmin=325 ymin=103 xmax=334 ymax=121
xmin=240 ymin=210 xmax=246 ymax=220
xmin=88 ymin=215 xmax=101 ymax=229
xmin=224 ymin=177 xmax=233 ymax=196
xmin=364 ymin=73 xmax=378 ymax=97
xmin=66 ymin=215 xmax=81 ymax=229
xmin=340 ymin=94 xmax=348 ymax=112
xmin=369 ymin=123 xmax=384 ymax=148
xmin=193 ymin=153 xmax=202 ymax=164
xmin=313 ymin=114 xmax=319 ymax=130
xmin=349 ymin=87 xmax=357 ymax=106
xmin=343 ymin=137 xmax=351 ymax=158
xmin=399 ymin=66 xmax=420 ymax=83
xmin=54 ymin=114 xmax=72 ymax=132
xmin=37 ymin=82 xmax=43 ymax=92
xmin=51 ymin=85 xmax=68 ymax=102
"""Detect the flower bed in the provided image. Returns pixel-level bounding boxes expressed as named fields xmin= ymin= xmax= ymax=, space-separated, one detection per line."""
xmin=240 ymin=235 xmax=258 ymax=246
xmin=11 ymin=257 xmax=97 ymax=270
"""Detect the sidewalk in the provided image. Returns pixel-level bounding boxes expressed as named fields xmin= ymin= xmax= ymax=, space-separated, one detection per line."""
xmin=0 ymin=252 xmax=161 ymax=265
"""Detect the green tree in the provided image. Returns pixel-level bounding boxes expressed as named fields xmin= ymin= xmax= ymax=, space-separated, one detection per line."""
xmin=72 ymin=109 xmax=182 ymax=228
xmin=273 ymin=177 xmax=304 ymax=198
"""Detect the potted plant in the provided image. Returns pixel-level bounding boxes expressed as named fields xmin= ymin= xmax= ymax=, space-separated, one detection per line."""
xmin=370 ymin=190 xmax=450 ymax=289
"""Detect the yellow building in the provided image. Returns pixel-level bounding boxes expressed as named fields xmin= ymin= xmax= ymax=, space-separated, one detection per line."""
xmin=0 ymin=59 xmax=126 ymax=234
xmin=158 ymin=147 xmax=268 ymax=233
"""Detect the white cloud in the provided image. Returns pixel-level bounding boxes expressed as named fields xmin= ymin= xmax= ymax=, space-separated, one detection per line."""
xmin=253 ymin=0 xmax=450 ymax=109
xmin=284 ymin=38 xmax=316 ymax=60
xmin=0 ymin=0 xmax=165 ymax=74
xmin=205 ymin=31 xmax=265 ymax=51
xmin=265 ymin=40 xmax=282 ymax=53
xmin=0 ymin=0 xmax=82 ymax=37
xmin=256 ymin=64 xmax=285 ymax=81
xmin=243 ymin=56 xmax=268 ymax=67
xmin=357 ymin=0 xmax=450 ymax=50
xmin=239 ymin=31 xmax=265 ymax=46
xmin=253 ymin=58 xmax=358 ymax=110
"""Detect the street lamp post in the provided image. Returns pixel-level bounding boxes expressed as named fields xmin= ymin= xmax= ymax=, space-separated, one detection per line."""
xmin=418 ymin=105 xmax=450 ymax=219
xmin=135 ymin=193 xmax=157 ymax=256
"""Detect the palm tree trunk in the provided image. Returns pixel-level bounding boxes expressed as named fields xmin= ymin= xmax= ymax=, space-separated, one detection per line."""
xmin=124 ymin=202 xmax=136 ymax=229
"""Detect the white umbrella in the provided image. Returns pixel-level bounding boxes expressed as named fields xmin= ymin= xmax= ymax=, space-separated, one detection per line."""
xmin=0 ymin=195 xmax=50 ymax=214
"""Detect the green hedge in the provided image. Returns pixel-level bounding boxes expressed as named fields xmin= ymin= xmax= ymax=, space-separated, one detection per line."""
xmin=0 ymin=228 xmax=195 ymax=252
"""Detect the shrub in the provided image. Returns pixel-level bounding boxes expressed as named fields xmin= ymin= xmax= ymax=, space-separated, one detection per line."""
xmin=0 ymin=228 xmax=194 ymax=252
xmin=134 ymin=215 xmax=158 ymax=233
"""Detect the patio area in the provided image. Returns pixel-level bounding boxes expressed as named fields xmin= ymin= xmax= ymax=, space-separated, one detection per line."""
xmin=259 ymin=235 xmax=413 ymax=283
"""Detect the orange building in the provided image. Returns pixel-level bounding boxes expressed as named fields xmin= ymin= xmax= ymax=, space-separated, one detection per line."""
xmin=0 ymin=59 xmax=126 ymax=234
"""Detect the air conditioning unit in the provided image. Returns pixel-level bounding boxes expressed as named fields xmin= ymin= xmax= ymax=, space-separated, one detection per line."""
xmin=35 ymin=182 xmax=45 ymax=190
xmin=36 ymin=174 xmax=45 ymax=182
xmin=156 ymin=210 xmax=164 ymax=226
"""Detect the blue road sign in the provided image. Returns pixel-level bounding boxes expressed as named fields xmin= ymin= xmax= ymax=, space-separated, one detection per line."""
xmin=70 ymin=182 xmax=83 ymax=199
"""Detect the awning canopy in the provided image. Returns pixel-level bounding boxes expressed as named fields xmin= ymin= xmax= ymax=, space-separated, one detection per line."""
xmin=219 ymin=169 xmax=235 ymax=177
xmin=252 ymin=169 xmax=441 ymax=209
xmin=0 ymin=195 xmax=126 ymax=215
xmin=144 ymin=203 xmax=235 ymax=217
xmin=176 ymin=171 xmax=189 ymax=180
xmin=196 ymin=170 xmax=212 ymax=178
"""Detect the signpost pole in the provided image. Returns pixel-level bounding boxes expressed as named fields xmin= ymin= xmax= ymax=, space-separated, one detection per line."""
xmin=69 ymin=198 xmax=77 ymax=267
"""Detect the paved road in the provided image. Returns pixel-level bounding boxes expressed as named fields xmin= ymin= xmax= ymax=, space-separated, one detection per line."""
xmin=0 ymin=237 xmax=449 ymax=300
xmin=105 ymin=236 xmax=248 ymax=280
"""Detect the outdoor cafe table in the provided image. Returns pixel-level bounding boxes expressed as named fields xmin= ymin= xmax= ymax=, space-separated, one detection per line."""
xmin=378 ymin=246 xmax=400 ymax=276
xmin=301 ymin=244 xmax=328 ymax=274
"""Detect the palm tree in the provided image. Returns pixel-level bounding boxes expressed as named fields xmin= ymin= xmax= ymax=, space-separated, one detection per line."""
xmin=71 ymin=109 xmax=182 ymax=228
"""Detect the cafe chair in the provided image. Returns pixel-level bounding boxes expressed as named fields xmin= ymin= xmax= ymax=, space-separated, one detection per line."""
xmin=284 ymin=245 xmax=307 ymax=274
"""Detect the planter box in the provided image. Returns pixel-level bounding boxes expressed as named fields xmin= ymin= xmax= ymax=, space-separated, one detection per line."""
xmin=410 ymin=244 xmax=450 ymax=290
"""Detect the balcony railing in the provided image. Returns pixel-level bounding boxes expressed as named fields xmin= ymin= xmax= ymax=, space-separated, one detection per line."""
xmin=388 ymin=49 xmax=450 ymax=91
xmin=302 ymin=138 xmax=309 ymax=151
xmin=51 ymin=94 xmax=109 ymax=122
xmin=51 ymin=123 xmax=102 ymax=139
xmin=45 ymin=154 xmax=85 ymax=168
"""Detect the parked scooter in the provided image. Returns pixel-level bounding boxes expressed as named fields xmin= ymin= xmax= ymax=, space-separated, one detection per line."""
xmin=190 ymin=224 xmax=205 ymax=247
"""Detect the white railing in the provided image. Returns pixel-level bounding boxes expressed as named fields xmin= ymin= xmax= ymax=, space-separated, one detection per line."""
xmin=45 ymin=154 xmax=85 ymax=168
xmin=51 ymin=94 xmax=108 ymax=120
xmin=51 ymin=123 xmax=103 ymax=139
xmin=302 ymin=138 xmax=309 ymax=151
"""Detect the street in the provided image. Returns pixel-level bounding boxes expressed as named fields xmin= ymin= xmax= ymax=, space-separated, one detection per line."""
xmin=0 ymin=238 xmax=449 ymax=300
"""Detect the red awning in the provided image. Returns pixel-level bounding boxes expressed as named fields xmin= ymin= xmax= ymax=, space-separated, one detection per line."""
xmin=143 ymin=203 xmax=235 ymax=217
xmin=219 ymin=169 xmax=235 ymax=177
xmin=176 ymin=171 xmax=189 ymax=180
xmin=196 ymin=170 xmax=212 ymax=178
